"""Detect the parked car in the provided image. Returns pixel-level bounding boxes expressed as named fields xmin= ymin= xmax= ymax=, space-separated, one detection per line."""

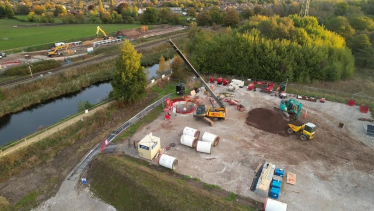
xmin=0 ymin=52 xmax=6 ymax=59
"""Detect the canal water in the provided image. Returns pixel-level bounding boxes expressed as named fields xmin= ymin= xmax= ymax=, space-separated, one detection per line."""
xmin=0 ymin=61 xmax=169 ymax=146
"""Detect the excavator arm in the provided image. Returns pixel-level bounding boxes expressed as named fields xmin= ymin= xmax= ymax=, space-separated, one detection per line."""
xmin=167 ymin=39 xmax=225 ymax=108
xmin=96 ymin=26 xmax=108 ymax=38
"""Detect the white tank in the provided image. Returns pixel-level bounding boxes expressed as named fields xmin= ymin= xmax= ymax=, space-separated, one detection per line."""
xmin=195 ymin=141 xmax=212 ymax=154
xmin=202 ymin=132 xmax=220 ymax=146
xmin=183 ymin=127 xmax=200 ymax=138
xmin=158 ymin=154 xmax=178 ymax=170
xmin=180 ymin=135 xmax=198 ymax=148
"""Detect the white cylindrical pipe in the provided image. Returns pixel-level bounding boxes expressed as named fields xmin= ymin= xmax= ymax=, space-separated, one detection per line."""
xmin=195 ymin=141 xmax=212 ymax=154
xmin=158 ymin=154 xmax=178 ymax=170
xmin=180 ymin=135 xmax=198 ymax=148
xmin=183 ymin=127 xmax=200 ymax=138
xmin=202 ymin=132 xmax=220 ymax=146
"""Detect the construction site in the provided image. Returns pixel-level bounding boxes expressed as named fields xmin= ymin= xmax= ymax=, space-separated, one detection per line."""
xmin=0 ymin=25 xmax=184 ymax=69
xmin=111 ymin=41 xmax=374 ymax=211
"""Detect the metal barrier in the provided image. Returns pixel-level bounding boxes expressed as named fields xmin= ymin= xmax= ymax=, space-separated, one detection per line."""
xmin=67 ymin=93 xmax=172 ymax=180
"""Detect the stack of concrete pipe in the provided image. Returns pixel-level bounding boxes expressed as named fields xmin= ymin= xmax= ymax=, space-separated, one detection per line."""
xmin=180 ymin=127 xmax=221 ymax=154
xmin=180 ymin=127 xmax=200 ymax=148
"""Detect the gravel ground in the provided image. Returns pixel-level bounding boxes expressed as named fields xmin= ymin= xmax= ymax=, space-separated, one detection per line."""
xmin=34 ymin=178 xmax=115 ymax=211
xmin=116 ymin=84 xmax=374 ymax=211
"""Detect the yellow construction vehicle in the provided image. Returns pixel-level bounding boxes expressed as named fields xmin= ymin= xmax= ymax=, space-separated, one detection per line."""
xmin=47 ymin=44 xmax=69 ymax=57
xmin=96 ymin=26 xmax=112 ymax=40
xmin=287 ymin=122 xmax=316 ymax=140
xmin=168 ymin=39 xmax=227 ymax=126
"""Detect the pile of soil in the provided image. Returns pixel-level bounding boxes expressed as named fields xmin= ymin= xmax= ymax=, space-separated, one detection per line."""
xmin=113 ymin=29 xmax=141 ymax=39
xmin=246 ymin=108 xmax=302 ymax=137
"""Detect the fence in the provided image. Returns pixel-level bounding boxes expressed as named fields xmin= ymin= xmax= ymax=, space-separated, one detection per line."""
xmin=67 ymin=93 xmax=172 ymax=180
xmin=0 ymin=99 xmax=113 ymax=154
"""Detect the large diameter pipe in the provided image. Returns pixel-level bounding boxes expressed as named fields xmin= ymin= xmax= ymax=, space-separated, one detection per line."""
xmin=158 ymin=154 xmax=178 ymax=170
xmin=180 ymin=135 xmax=198 ymax=148
xmin=195 ymin=141 xmax=212 ymax=154
xmin=202 ymin=132 xmax=220 ymax=146
xmin=183 ymin=127 xmax=200 ymax=138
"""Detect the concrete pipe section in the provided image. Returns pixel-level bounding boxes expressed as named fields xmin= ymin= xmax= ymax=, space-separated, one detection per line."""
xmin=158 ymin=154 xmax=178 ymax=170
xmin=202 ymin=132 xmax=220 ymax=146
xmin=180 ymin=135 xmax=198 ymax=148
xmin=195 ymin=141 xmax=212 ymax=154
xmin=183 ymin=126 xmax=200 ymax=138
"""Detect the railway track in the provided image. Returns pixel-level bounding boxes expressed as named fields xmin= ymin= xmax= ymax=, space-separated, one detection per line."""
xmin=0 ymin=33 xmax=187 ymax=88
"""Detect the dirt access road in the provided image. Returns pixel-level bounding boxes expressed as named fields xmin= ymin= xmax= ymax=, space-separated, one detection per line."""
xmin=117 ymin=85 xmax=374 ymax=211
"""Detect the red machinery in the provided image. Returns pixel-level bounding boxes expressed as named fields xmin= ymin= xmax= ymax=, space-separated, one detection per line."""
xmin=223 ymin=79 xmax=229 ymax=86
xmin=248 ymin=81 xmax=274 ymax=93
xmin=210 ymin=77 xmax=215 ymax=83
xmin=217 ymin=77 xmax=223 ymax=85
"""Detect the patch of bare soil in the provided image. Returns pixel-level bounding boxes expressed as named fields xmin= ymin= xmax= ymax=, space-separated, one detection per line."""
xmin=246 ymin=108 xmax=302 ymax=137
xmin=0 ymin=91 xmax=158 ymax=210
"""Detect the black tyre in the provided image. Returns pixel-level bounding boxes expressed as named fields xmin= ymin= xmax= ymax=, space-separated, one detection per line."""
xmin=287 ymin=128 xmax=294 ymax=134
xmin=300 ymin=134 xmax=308 ymax=141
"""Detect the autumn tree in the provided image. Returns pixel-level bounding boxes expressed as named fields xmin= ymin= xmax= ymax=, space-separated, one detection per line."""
xmin=157 ymin=55 xmax=167 ymax=74
xmin=4 ymin=4 xmax=14 ymax=18
xmin=101 ymin=11 xmax=112 ymax=23
xmin=325 ymin=16 xmax=355 ymax=39
xmin=98 ymin=0 xmax=104 ymax=14
xmin=209 ymin=6 xmax=223 ymax=24
xmin=240 ymin=7 xmax=253 ymax=20
xmin=187 ymin=7 xmax=196 ymax=17
xmin=170 ymin=55 xmax=187 ymax=80
xmin=139 ymin=7 xmax=158 ymax=24
xmin=110 ymin=0 xmax=114 ymax=12
xmin=196 ymin=10 xmax=212 ymax=26
xmin=111 ymin=40 xmax=147 ymax=103
xmin=54 ymin=5 xmax=67 ymax=16
xmin=150 ymin=0 xmax=158 ymax=5
xmin=0 ymin=5 xmax=5 ymax=18
xmin=223 ymin=8 xmax=240 ymax=27
xmin=32 ymin=5 xmax=46 ymax=15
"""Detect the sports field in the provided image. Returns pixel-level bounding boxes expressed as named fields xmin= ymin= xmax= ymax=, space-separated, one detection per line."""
xmin=0 ymin=19 xmax=140 ymax=50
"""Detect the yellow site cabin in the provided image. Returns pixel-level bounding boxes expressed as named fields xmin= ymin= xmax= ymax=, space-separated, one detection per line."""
xmin=138 ymin=132 xmax=161 ymax=160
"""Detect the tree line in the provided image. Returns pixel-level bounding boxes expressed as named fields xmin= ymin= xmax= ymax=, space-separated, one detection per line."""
xmin=186 ymin=15 xmax=354 ymax=83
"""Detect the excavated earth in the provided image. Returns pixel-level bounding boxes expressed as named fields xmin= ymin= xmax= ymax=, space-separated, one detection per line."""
xmin=246 ymin=108 xmax=303 ymax=137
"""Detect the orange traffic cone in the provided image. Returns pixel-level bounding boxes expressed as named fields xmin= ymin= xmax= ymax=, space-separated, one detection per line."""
xmin=304 ymin=110 xmax=308 ymax=118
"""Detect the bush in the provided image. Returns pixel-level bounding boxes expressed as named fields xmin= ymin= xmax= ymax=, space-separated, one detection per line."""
xmin=187 ymin=15 xmax=355 ymax=82
xmin=2 ymin=60 xmax=61 ymax=76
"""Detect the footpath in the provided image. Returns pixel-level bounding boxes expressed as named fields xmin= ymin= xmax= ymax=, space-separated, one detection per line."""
xmin=0 ymin=102 xmax=114 ymax=157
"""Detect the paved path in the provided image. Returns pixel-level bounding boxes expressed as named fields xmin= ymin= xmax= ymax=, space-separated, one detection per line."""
xmin=0 ymin=102 xmax=114 ymax=157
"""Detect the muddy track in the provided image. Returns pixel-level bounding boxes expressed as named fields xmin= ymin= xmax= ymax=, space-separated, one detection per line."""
xmin=0 ymin=33 xmax=187 ymax=88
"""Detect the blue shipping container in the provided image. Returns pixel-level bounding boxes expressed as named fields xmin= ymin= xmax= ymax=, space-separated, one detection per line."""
xmin=269 ymin=187 xmax=280 ymax=199
xmin=275 ymin=168 xmax=285 ymax=177
xmin=271 ymin=180 xmax=282 ymax=189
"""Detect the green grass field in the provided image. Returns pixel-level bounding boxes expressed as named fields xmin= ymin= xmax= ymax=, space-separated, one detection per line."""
xmin=0 ymin=19 xmax=140 ymax=50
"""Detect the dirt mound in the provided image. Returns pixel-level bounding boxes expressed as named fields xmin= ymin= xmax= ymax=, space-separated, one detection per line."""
xmin=246 ymin=108 xmax=302 ymax=136
xmin=113 ymin=29 xmax=141 ymax=38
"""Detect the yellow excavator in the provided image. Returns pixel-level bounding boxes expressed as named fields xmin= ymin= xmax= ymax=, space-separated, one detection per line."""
xmin=168 ymin=39 xmax=227 ymax=126
xmin=96 ymin=26 xmax=112 ymax=40
xmin=287 ymin=122 xmax=316 ymax=140
xmin=47 ymin=44 xmax=69 ymax=57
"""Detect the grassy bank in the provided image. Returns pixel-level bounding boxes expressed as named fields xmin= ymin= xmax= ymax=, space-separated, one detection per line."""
xmin=0 ymin=59 xmax=115 ymax=117
xmin=88 ymin=154 xmax=257 ymax=211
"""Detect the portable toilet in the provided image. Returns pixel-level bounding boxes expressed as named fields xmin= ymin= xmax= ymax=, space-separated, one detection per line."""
xmin=138 ymin=132 xmax=161 ymax=160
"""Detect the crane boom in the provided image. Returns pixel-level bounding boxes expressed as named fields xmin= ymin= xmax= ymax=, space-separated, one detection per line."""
xmin=168 ymin=39 xmax=225 ymax=108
